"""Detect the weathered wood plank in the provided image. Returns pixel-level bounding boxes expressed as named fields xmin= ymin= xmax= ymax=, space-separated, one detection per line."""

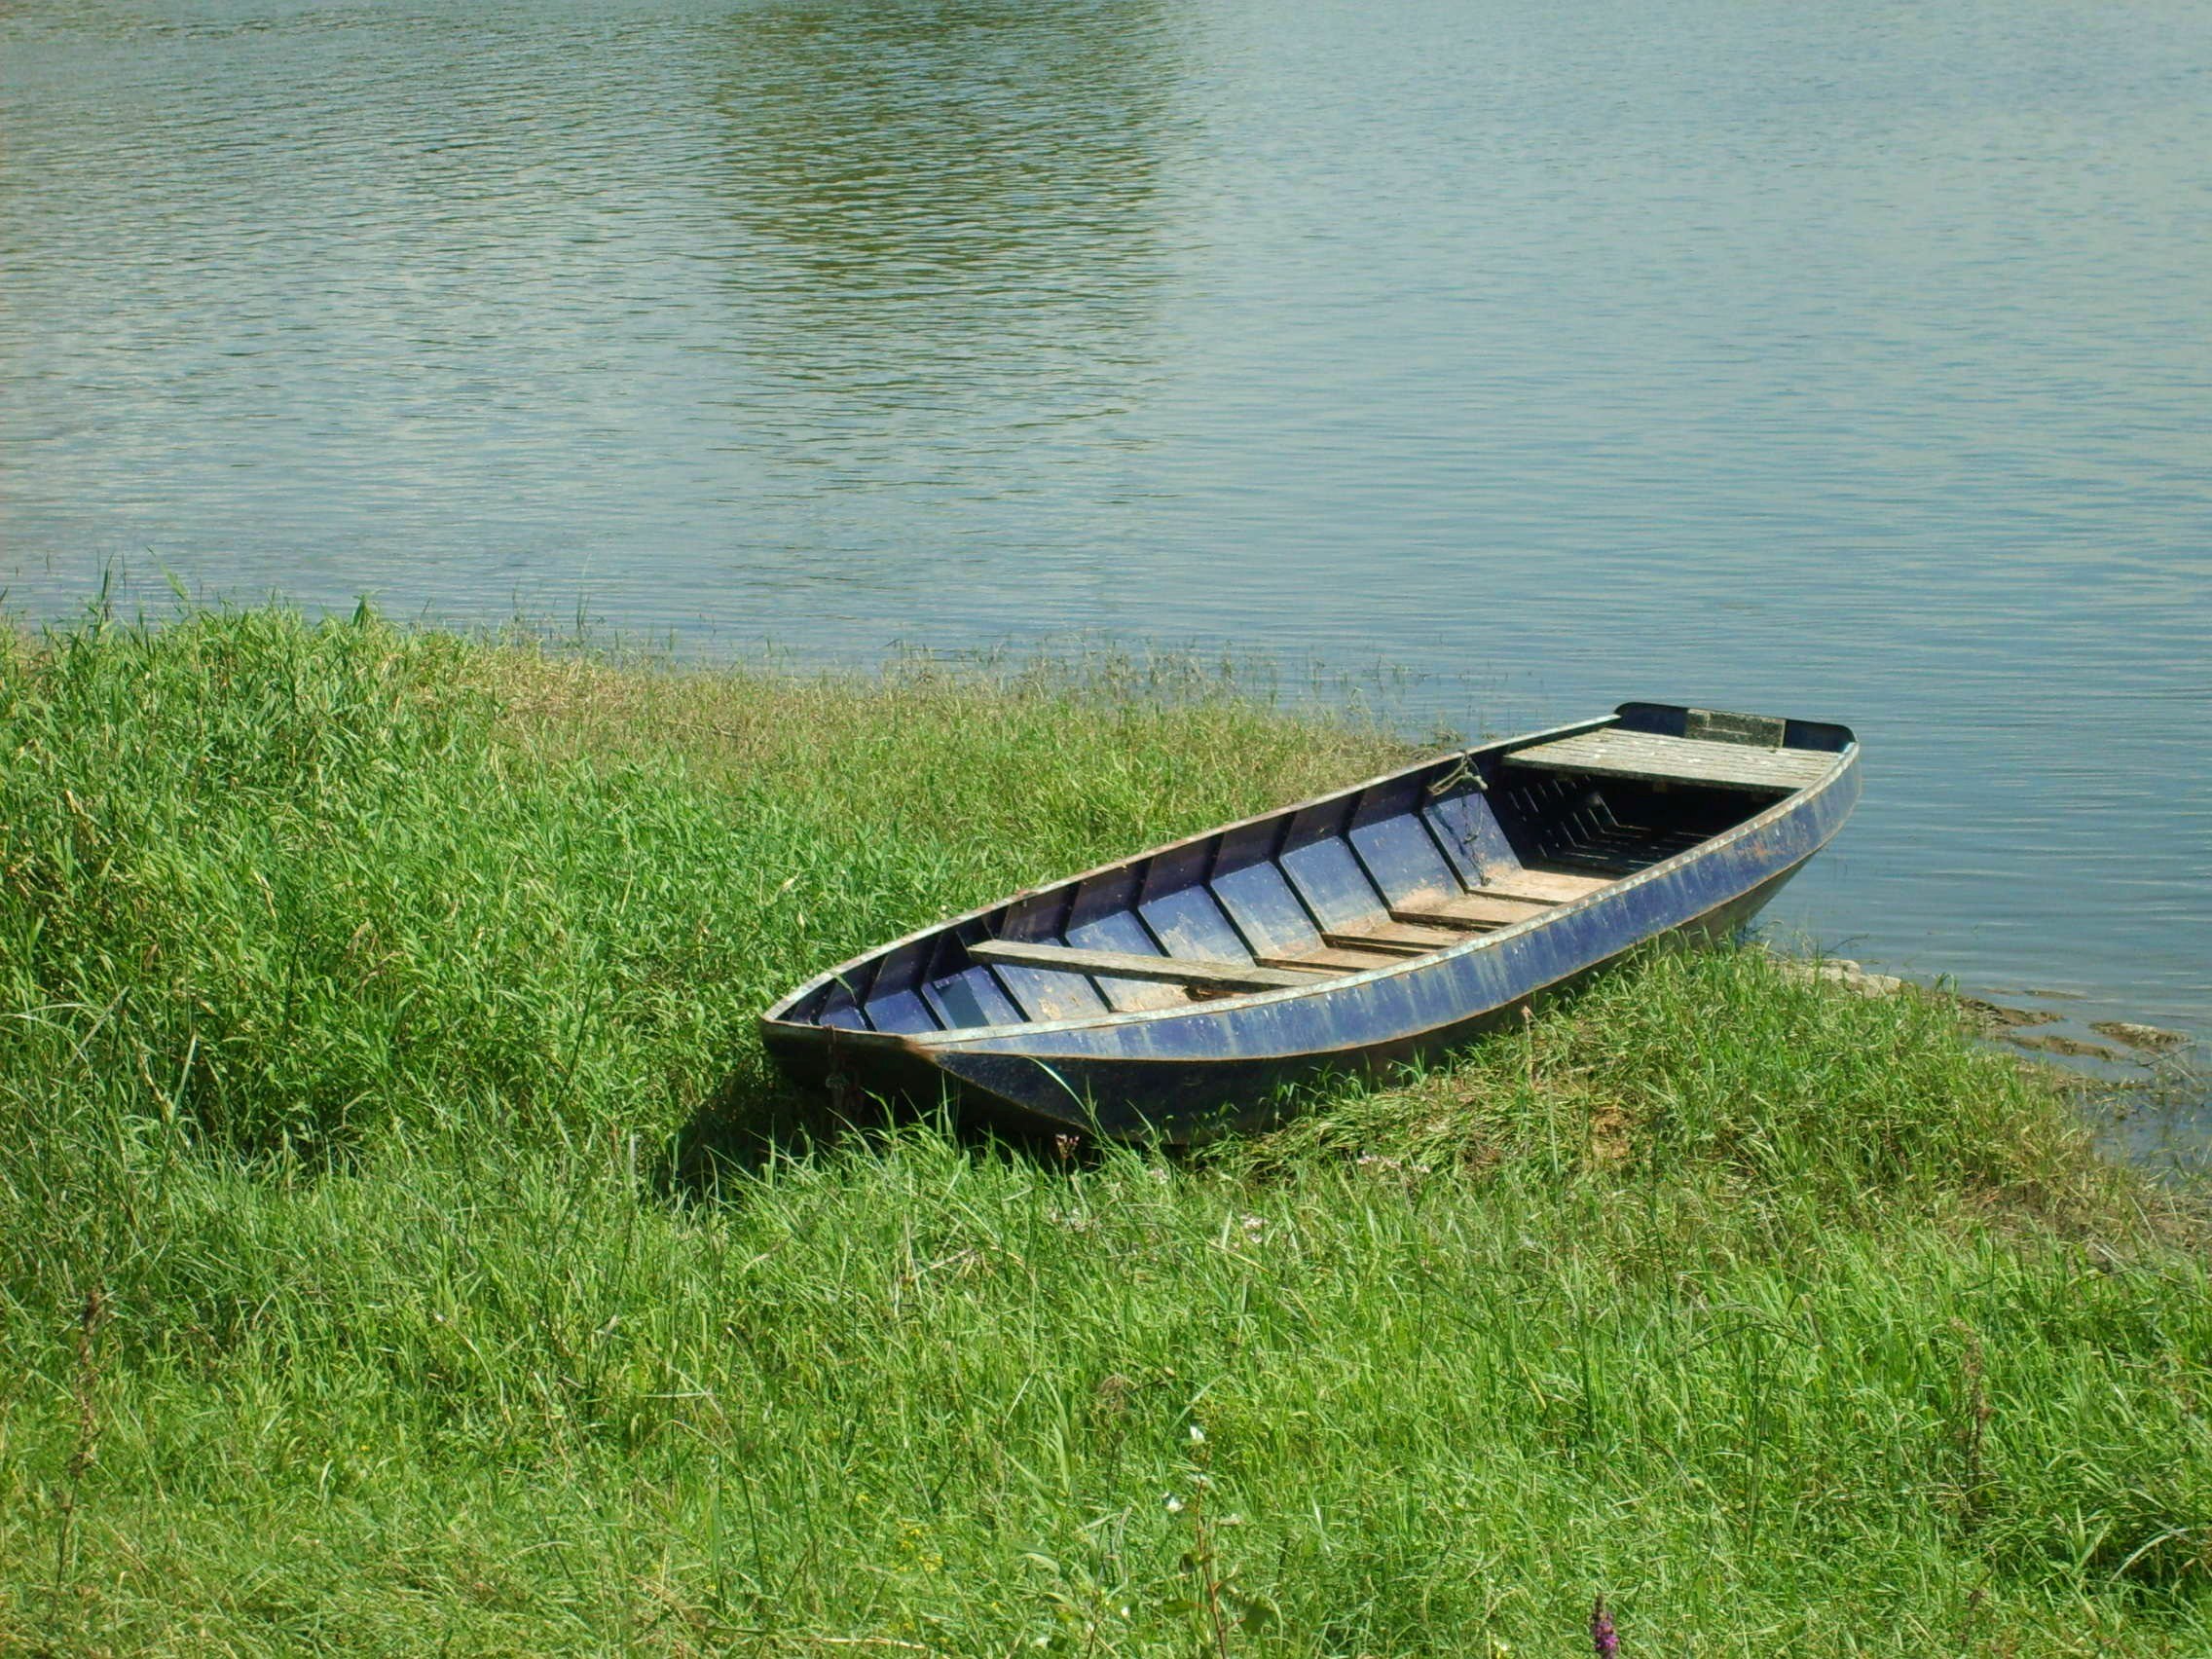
xmin=1256 ymin=945 xmax=1408 ymax=974
xmin=1685 ymin=707 xmax=1787 ymax=747
xmin=1321 ymin=921 xmax=1470 ymax=955
xmin=969 ymin=939 xmax=1317 ymax=992
xmin=1486 ymin=868 xmax=1613 ymax=903
xmin=1504 ymin=729 xmax=1833 ymax=793
xmin=1390 ymin=892 xmax=1552 ymax=929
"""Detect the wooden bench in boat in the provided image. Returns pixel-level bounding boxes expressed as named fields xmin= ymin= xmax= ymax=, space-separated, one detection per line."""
xmin=1503 ymin=728 xmax=1834 ymax=793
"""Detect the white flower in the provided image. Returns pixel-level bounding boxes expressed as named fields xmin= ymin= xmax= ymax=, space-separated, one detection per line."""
xmin=1163 ymin=1494 xmax=1185 ymax=1514
xmin=1188 ymin=1423 xmax=1205 ymax=1444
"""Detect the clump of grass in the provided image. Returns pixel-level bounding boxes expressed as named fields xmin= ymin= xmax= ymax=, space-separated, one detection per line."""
xmin=1 ymin=605 xmax=2206 ymax=1656
xmin=1240 ymin=943 xmax=2142 ymax=1235
xmin=0 ymin=606 xmax=1395 ymax=1163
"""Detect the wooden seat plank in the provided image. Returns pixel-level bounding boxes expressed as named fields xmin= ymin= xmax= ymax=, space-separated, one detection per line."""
xmin=970 ymin=939 xmax=1317 ymax=992
xmin=1503 ymin=729 xmax=1833 ymax=793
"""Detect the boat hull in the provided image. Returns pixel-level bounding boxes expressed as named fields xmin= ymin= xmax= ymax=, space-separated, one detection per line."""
xmin=761 ymin=727 xmax=1860 ymax=1142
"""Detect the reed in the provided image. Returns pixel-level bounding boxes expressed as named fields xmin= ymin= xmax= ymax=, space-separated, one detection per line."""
xmin=1 ymin=605 xmax=2204 ymax=1655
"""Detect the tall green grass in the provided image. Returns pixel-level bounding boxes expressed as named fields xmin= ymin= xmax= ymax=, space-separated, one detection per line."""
xmin=1 ymin=607 xmax=2205 ymax=1656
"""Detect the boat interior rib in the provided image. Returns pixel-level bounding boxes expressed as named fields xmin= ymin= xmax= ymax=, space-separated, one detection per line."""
xmin=789 ymin=722 xmax=1837 ymax=1036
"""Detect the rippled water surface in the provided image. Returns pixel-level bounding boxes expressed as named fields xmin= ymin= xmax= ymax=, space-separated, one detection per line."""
xmin=4 ymin=0 xmax=2209 ymax=1071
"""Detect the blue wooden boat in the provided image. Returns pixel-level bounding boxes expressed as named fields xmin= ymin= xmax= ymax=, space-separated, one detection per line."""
xmin=762 ymin=702 xmax=1860 ymax=1142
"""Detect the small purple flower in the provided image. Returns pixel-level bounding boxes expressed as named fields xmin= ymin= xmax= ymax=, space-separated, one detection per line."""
xmin=1591 ymin=1595 xmax=1618 ymax=1658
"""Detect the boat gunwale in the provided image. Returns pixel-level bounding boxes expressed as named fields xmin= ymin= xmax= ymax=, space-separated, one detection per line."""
xmin=761 ymin=710 xmax=1858 ymax=1048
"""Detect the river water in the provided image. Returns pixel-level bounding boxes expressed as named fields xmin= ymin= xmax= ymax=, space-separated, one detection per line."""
xmin=4 ymin=0 xmax=2208 ymax=1100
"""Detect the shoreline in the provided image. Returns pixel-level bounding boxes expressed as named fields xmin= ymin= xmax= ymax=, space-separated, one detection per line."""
xmin=1768 ymin=949 xmax=2198 ymax=1067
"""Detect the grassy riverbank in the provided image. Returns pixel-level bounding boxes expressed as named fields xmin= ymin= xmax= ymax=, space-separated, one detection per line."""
xmin=2 ymin=608 xmax=2206 ymax=1656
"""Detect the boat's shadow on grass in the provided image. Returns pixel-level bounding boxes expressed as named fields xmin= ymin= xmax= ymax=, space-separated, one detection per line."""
xmin=654 ymin=1045 xmax=1408 ymax=1203
xmin=654 ymin=1069 xmax=1116 ymax=1201
xmin=655 ymin=1071 xmax=876 ymax=1196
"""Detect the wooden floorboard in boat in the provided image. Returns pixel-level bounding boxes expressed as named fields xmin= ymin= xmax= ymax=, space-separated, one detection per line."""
xmin=1484 ymin=868 xmax=1613 ymax=903
xmin=1525 ymin=856 xmax=1642 ymax=880
xmin=1390 ymin=892 xmax=1551 ymax=929
xmin=1530 ymin=844 xmax=1660 ymax=875
xmin=1257 ymin=944 xmax=1409 ymax=975
xmin=1321 ymin=920 xmax=1469 ymax=955
xmin=969 ymin=940 xmax=1317 ymax=992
